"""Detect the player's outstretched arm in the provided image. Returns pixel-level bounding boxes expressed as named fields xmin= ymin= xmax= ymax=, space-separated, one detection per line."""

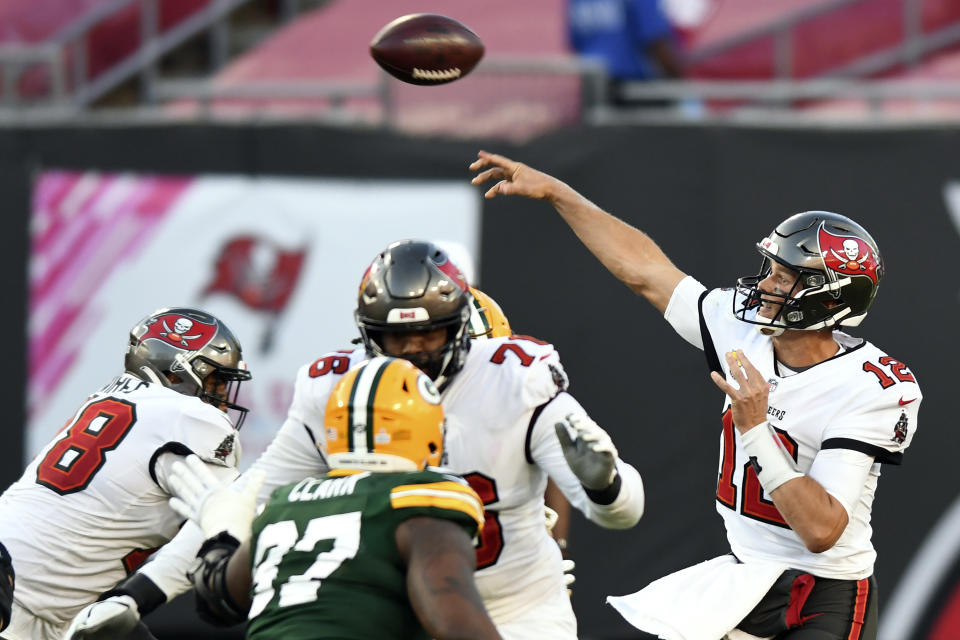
xmin=397 ymin=517 xmax=502 ymax=640
xmin=469 ymin=150 xmax=687 ymax=313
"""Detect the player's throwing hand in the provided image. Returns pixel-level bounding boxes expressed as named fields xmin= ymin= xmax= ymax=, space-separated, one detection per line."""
xmin=709 ymin=350 xmax=770 ymax=434
xmin=470 ymin=151 xmax=561 ymax=201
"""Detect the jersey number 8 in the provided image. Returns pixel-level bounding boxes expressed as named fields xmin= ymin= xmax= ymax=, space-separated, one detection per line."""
xmin=36 ymin=398 xmax=138 ymax=495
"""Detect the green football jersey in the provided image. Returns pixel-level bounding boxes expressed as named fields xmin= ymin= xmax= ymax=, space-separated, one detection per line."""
xmin=246 ymin=469 xmax=484 ymax=640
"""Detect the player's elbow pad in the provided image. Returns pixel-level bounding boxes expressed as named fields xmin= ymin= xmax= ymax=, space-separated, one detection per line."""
xmin=189 ymin=533 xmax=249 ymax=627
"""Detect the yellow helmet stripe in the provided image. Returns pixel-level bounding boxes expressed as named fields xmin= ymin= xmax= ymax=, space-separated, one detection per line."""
xmin=347 ymin=358 xmax=390 ymax=453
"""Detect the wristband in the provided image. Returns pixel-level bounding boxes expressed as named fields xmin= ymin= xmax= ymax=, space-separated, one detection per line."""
xmin=100 ymin=573 xmax=167 ymax=616
xmin=739 ymin=422 xmax=803 ymax=493
xmin=583 ymin=472 xmax=622 ymax=506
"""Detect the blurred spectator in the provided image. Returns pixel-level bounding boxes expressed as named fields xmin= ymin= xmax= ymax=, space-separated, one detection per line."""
xmin=568 ymin=0 xmax=684 ymax=106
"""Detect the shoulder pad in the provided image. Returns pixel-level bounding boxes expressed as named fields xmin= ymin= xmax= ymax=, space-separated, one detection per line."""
xmin=175 ymin=406 xmax=240 ymax=468
xmin=471 ymin=336 xmax=569 ymax=406
xmin=823 ymin=347 xmax=922 ymax=458
xmin=388 ymin=473 xmax=484 ymax=530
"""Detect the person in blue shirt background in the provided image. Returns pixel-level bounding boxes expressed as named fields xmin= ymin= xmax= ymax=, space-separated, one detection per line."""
xmin=568 ymin=0 xmax=684 ymax=106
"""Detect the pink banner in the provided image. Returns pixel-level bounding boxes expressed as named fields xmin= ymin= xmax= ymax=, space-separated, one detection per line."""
xmin=28 ymin=171 xmax=192 ymax=417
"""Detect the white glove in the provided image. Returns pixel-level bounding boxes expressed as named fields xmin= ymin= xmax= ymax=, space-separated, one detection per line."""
xmin=62 ymin=595 xmax=139 ymax=640
xmin=544 ymin=506 xmax=559 ymax=535
xmin=167 ymin=455 xmax=265 ymax=543
xmin=554 ymin=413 xmax=618 ymax=490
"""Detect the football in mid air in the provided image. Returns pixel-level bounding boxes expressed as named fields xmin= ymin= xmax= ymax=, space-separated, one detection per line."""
xmin=369 ymin=14 xmax=484 ymax=86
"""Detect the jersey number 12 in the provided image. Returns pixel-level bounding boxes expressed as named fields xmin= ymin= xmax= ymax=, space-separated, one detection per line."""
xmin=716 ymin=408 xmax=798 ymax=529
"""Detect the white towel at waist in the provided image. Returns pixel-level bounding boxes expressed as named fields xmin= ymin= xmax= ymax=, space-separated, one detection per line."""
xmin=606 ymin=554 xmax=787 ymax=640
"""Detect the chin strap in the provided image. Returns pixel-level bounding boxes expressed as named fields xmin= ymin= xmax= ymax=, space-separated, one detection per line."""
xmin=757 ymin=324 xmax=785 ymax=337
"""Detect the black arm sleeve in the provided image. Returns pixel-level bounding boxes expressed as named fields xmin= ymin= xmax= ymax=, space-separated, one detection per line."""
xmin=188 ymin=533 xmax=249 ymax=627
xmin=99 ymin=573 xmax=167 ymax=617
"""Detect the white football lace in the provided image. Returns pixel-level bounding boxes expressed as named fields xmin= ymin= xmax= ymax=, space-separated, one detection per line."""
xmin=412 ymin=67 xmax=462 ymax=81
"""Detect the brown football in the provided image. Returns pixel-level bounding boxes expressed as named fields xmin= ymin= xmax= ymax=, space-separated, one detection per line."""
xmin=370 ymin=14 xmax=484 ymax=86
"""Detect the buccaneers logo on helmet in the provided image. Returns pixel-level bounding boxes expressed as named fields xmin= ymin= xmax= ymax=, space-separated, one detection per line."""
xmin=818 ymin=226 xmax=881 ymax=285
xmin=140 ymin=313 xmax=218 ymax=350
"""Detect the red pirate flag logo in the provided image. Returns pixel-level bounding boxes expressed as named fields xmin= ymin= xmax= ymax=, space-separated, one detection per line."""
xmin=818 ymin=226 xmax=880 ymax=284
xmin=202 ymin=235 xmax=307 ymax=354
xmin=141 ymin=313 xmax=218 ymax=350
xmin=203 ymin=236 xmax=306 ymax=313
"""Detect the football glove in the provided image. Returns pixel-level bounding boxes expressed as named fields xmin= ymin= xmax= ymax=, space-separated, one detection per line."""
xmin=555 ymin=413 xmax=618 ymax=491
xmin=62 ymin=595 xmax=139 ymax=640
xmin=167 ymin=454 xmax=265 ymax=543
xmin=544 ymin=506 xmax=559 ymax=535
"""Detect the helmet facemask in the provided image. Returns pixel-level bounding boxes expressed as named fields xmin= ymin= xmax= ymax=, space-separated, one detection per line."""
xmin=735 ymin=256 xmax=839 ymax=336
xmin=170 ymin=353 xmax=252 ymax=428
xmin=357 ymin=306 xmax=471 ymax=390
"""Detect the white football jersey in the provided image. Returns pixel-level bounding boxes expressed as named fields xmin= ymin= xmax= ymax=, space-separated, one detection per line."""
xmin=246 ymin=338 xmax=645 ymax=629
xmin=664 ymin=277 xmax=921 ymax=579
xmin=0 ymin=373 xmax=240 ymax=627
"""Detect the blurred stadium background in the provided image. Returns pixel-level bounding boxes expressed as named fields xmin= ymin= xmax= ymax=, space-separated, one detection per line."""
xmin=0 ymin=0 xmax=958 ymax=638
